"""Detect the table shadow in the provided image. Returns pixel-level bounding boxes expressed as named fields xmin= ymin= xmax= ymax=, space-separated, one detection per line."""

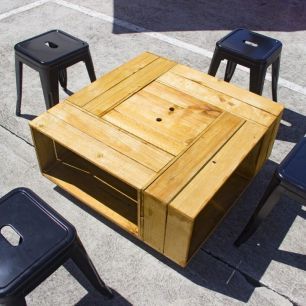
xmin=112 ymin=0 xmax=306 ymax=34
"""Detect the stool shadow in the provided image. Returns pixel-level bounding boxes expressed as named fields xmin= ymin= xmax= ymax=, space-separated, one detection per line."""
xmin=277 ymin=108 xmax=306 ymax=143
xmin=64 ymin=260 xmax=131 ymax=306
xmin=54 ymin=158 xmax=306 ymax=303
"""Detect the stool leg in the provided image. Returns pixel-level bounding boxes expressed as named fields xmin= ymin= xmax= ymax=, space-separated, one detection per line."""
xmin=59 ymin=69 xmax=67 ymax=91
xmin=15 ymin=57 xmax=23 ymax=116
xmin=39 ymin=69 xmax=59 ymax=109
xmin=249 ymin=65 xmax=267 ymax=95
xmin=70 ymin=238 xmax=113 ymax=298
xmin=84 ymin=51 xmax=96 ymax=82
xmin=224 ymin=61 xmax=237 ymax=82
xmin=235 ymin=174 xmax=281 ymax=246
xmin=272 ymin=56 xmax=280 ymax=102
xmin=1 ymin=296 xmax=27 ymax=306
xmin=208 ymin=49 xmax=223 ymax=76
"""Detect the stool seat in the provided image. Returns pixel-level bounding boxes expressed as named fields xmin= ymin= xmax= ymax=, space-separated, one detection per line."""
xmin=217 ymin=28 xmax=281 ymax=63
xmin=15 ymin=30 xmax=88 ymax=65
xmin=15 ymin=30 xmax=96 ymax=116
xmin=0 ymin=188 xmax=112 ymax=305
xmin=208 ymin=28 xmax=282 ymax=101
xmin=278 ymin=137 xmax=306 ymax=193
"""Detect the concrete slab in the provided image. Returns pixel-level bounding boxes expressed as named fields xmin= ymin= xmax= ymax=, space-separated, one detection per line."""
xmin=0 ymin=0 xmax=305 ymax=305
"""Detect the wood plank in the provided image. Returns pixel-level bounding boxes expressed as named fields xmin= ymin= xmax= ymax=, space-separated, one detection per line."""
xmin=145 ymin=112 xmax=244 ymax=202
xmin=170 ymin=64 xmax=284 ymax=116
xmin=158 ymin=71 xmax=277 ymax=127
xmin=143 ymin=81 xmax=221 ymax=117
xmin=169 ymin=120 xmax=267 ymax=218
xmin=103 ymin=107 xmax=184 ymax=156
xmin=68 ymin=52 xmax=159 ymax=107
xmin=164 ymin=173 xmax=250 ymax=266
xmin=143 ymin=112 xmax=244 ymax=251
xmin=84 ymin=57 xmax=176 ymax=116
xmin=30 ymin=112 xmax=156 ymax=189
xmin=49 ymin=102 xmax=173 ymax=172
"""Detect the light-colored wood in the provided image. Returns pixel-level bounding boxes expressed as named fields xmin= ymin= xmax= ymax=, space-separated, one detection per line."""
xmin=44 ymin=161 xmax=138 ymax=236
xmin=68 ymin=52 xmax=159 ymax=107
xmin=103 ymin=85 xmax=220 ymax=155
xmin=142 ymin=112 xmax=244 ymax=251
xmin=164 ymin=173 xmax=250 ymax=266
xmin=158 ymin=71 xmax=277 ymax=127
xmin=168 ymin=120 xmax=266 ymax=218
xmin=170 ymin=64 xmax=284 ymax=116
xmin=30 ymin=128 xmax=57 ymax=172
xmin=163 ymin=121 xmax=267 ymax=265
xmin=30 ymin=52 xmax=284 ymax=267
xmin=30 ymin=112 xmax=156 ymax=189
xmin=83 ymin=57 xmax=177 ymax=116
xmin=49 ymin=102 xmax=173 ymax=172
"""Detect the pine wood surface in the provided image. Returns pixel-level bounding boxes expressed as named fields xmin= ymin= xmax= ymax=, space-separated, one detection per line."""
xmin=30 ymin=52 xmax=284 ymax=266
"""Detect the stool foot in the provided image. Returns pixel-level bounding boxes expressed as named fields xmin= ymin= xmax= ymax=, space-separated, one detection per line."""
xmin=39 ymin=70 xmax=59 ymax=109
xmin=1 ymin=296 xmax=27 ymax=306
xmin=71 ymin=238 xmax=113 ymax=298
xmin=224 ymin=60 xmax=237 ymax=82
xmin=272 ymin=56 xmax=280 ymax=102
xmin=15 ymin=57 xmax=23 ymax=116
xmin=84 ymin=51 xmax=96 ymax=82
xmin=249 ymin=66 xmax=267 ymax=96
xmin=208 ymin=49 xmax=223 ymax=77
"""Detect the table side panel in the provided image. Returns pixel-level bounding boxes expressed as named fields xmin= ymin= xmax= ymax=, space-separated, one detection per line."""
xmin=30 ymin=112 xmax=156 ymax=189
xmin=163 ymin=121 xmax=267 ymax=265
xmin=68 ymin=52 xmax=159 ymax=107
xmin=143 ymin=112 xmax=245 ymax=251
xmin=48 ymin=102 xmax=173 ymax=172
xmin=83 ymin=57 xmax=176 ymax=116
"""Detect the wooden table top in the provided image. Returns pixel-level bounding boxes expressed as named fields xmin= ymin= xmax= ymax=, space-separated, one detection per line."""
xmin=30 ymin=52 xmax=284 ymax=266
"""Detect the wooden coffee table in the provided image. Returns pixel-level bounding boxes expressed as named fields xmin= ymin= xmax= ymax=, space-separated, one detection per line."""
xmin=30 ymin=52 xmax=283 ymax=266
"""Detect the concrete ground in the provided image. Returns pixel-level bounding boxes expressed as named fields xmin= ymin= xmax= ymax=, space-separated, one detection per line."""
xmin=0 ymin=0 xmax=306 ymax=305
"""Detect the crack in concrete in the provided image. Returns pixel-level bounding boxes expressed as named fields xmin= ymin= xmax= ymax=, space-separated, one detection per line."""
xmin=202 ymin=249 xmax=297 ymax=305
xmin=0 ymin=124 xmax=33 ymax=147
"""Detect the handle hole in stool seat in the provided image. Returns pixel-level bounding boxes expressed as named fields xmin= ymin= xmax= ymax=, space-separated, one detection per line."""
xmin=0 ymin=225 xmax=22 ymax=246
xmin=44 ymin=41 xmax=58 ymax=48
xmin=243 ymin=40 xmax=258 ymax=47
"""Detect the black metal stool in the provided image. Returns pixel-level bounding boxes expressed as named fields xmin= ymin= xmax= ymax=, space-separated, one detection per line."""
xmin=208 ymin=28 xmax=282 ymax=101
xmin=235 ymin=136 xmax=306 ymax=246
xmin=15 ymin=29 xmax=96 ymax=116
xmin=0 ymin=188 xmax=112 ymax=305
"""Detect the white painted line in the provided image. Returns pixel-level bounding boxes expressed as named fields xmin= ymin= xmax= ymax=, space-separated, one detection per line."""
xmin=0 ymin=0 xmax=49 ymax=21
xmin=55 ymin=0 xmax=306 ymax=97
xmin=3 ymin=0 xmax=306 ymax=97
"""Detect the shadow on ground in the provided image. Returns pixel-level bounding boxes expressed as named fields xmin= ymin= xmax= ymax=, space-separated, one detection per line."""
xmin=113 ymin=0 xmax=306 ymax=33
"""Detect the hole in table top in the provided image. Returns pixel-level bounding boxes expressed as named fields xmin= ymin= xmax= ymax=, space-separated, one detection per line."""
xmin=45 ymin=41 xmax=58 ymax=48
xmin=156 ymin=118 xmax=162 ymax=122
xmin=243 ymin=40 xmax=258 ymax=47
xmin=1 ymin=225 xmax=22 ymax=246
xmin=169 ymin=107 xmax=175 ymax=112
